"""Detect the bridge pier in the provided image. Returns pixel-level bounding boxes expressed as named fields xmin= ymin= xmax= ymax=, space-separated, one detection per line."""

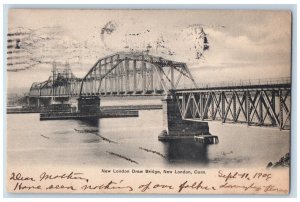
xmin=159 ymin=95 xmax=210 ymax=141
xmin=78 ymin=96 xmax=101 ymax=114
xmin=27 ymin=97 xmax=45 ymax=108
xmin=37 ymin=98 xmax=40 ymax=108
xmin=26 ymin=96 xmax=31 ymax=107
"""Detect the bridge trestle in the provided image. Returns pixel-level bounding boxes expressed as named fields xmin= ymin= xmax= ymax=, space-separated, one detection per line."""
xmin=174 ymin=84 xmax=291 ymax=130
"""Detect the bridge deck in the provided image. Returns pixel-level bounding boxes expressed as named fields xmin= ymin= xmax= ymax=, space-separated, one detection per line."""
xmin=174 ymin=83 xmax=291 ymax=93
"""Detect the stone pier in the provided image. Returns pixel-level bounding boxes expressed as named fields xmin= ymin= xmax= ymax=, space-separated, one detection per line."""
xmin=159 ymin=95 xmax=210 ymax=141
xmin=77 ymin=96 xmax=101 ymax=114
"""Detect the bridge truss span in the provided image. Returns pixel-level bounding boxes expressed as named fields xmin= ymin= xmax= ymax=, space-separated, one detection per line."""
xmin=173 ymin=83 xmax=291 ymax=130
xmin=29 ymin=62 xmax=82 ymax=98
xmin=79 ymin=52 xmax=197 ymax=96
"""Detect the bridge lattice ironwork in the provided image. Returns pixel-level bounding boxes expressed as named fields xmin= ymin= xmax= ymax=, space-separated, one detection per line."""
xmin=173 ymin=83 xmax=291 ymax=130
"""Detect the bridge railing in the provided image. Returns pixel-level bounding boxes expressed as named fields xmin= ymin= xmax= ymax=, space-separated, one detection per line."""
xmin=181 ymin=77 xmax=291 ymax=89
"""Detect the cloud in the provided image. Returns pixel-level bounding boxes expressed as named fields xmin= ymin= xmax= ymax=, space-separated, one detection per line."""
xmin=7 ymin=10 xmax=291 ymax=92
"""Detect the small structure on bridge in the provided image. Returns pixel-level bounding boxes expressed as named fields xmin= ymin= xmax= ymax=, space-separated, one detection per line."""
xmin=194 ymin=135 xmax=219 ymax=144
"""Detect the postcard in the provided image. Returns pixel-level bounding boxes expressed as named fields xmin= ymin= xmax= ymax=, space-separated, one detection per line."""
xmin=6 ymin=9 xmax=291 ymax=194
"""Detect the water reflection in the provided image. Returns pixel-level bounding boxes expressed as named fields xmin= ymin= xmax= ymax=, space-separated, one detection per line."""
xmin=82 ymin=138 xmax=101 ymax=143
xmin=78 ymin=118 xmax=210 ymax=164
xmin=78 ymin=118 xmax=99 ymax=128
xmin=163 ymin=139 xmax=209 ymax=164
xmin=75 ymin=119 xmax=101 ymax=143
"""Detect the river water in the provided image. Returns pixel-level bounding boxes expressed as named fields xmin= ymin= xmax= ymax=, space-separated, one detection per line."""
xmin=7 ymin=109 xmax=290 ymax=169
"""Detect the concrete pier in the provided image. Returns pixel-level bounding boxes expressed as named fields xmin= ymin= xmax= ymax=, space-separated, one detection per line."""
xmin=159 ymin=95 xmax=210 ymax=141
xmin=78 ymin=96 xmax=100 ymax=114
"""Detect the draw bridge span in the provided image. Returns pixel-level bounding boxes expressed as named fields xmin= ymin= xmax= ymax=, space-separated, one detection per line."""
xmin=27 ymin=52 xmax=291 ymax=141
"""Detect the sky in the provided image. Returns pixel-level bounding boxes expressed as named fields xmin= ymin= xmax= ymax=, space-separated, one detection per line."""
xmin=7 ymin=9 xmax=291 ymax=94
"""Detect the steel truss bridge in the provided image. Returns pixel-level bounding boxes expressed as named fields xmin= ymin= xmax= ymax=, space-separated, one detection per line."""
xmin=29 ymin=62 xmax=82 ymax=98
xmin=80 ymin=52 xmax=197 ymax=96
xmin=29 ymin=52 xmax=197 ymax=97
xmin=28 ymin=52 xmax=291 ymax=130
xmin=173 ymin=82 xmax=291 ymax=130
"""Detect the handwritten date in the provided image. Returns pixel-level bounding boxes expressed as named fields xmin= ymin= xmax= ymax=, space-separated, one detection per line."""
xmin=218 ymin=170 xmax=272 ymax=182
